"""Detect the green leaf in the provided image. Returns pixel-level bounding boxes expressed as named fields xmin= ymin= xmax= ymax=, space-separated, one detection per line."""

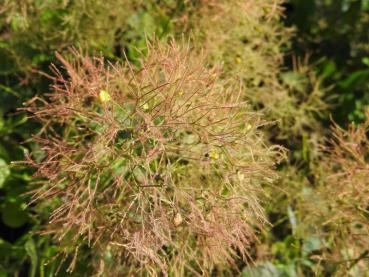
xmin=10 ymin=13 xmax=28 ymax=31
xmin=362 ymin=57 xmax=369 ymax=67
xmin=362 ymin=0 xmax=369 ymax=10
xmin=25 ymin=239 xmax=38 ymax=277
xmin=320 ymin=60 xmax=336 ymax=80
xmin=127 ymin=12 xmax=156 ymax=36
xmin=287 ymin=205 xmax=297 ymax=234
xmin=339 ymin=70 xmax=369 ymax=89
xmin=243 ymin=262 xmax=284 ymax=277
xmin=0 ymin=159 xmax=10 ymax=188
xmin=1 ymin=202 xmax=28 ymax=228
xmin=302 ymin=237 xmax=322 ymax=256
xmin=0 ymin=238 xmax=12 ymax=258
xmin=0 ymin=48 xmax=18 ymax=75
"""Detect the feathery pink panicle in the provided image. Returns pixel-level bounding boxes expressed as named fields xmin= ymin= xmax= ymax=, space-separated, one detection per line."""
xmin=190 ymin=0 xmax=327 ymax=142
xmin=24 ymin=41 xmax=285 ymax=275
xmin=312 ymin=112 xmax=369 ymax=273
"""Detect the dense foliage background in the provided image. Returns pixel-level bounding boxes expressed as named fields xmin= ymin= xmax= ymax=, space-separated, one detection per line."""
xmin=0 ymin=0 xmax=368 ymax=276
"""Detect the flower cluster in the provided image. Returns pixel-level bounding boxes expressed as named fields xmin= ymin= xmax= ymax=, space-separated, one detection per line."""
xmin=25 ymin=41 xmax=284 ymax=275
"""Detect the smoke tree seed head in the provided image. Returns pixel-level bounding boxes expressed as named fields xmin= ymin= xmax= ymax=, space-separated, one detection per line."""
xmin=24 ymin=41 xmax=285 ymax=275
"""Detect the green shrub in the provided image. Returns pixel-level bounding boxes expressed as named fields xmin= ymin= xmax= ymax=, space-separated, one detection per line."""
xmin=286 ymin=0 xmax=369 ymax=125
xmin=2 ymin=1 xmax=366 ymax=276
